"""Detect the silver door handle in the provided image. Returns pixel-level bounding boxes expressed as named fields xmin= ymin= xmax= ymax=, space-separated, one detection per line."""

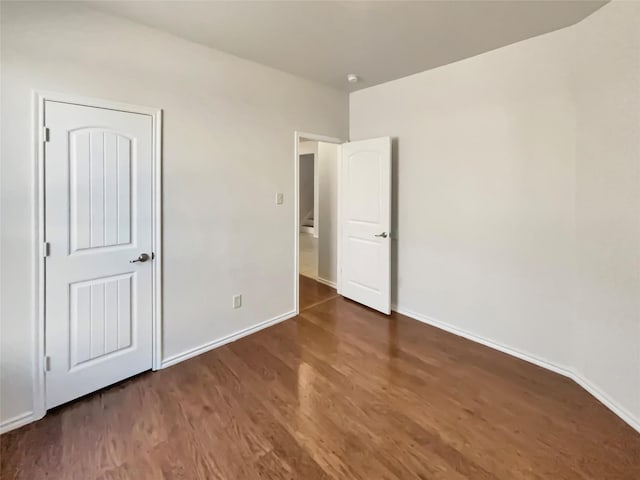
xmin=374 ymin=232 xmax=388 ymax=238
xmin=130 ymin=253 xmax=150 ymax=263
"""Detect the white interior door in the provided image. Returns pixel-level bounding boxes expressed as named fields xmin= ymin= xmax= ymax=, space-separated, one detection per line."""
xmin=339 ymin=137 xmax=392 ymax=314
xmin=45 ymin=101 xmax=154 ymax=408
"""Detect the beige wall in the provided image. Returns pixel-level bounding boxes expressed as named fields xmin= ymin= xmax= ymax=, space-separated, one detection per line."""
xmin=317 ymin=142 xmax=339 ymax=284
xmin=572 ymin=1 xmax=640 ymax=425
xmin=351 ymin=24 xmax=577 ymax=367
xmin=350 ymin=0 xmax=639 ymax=430
xmin=0 ymin=1 xmax=347 ymax=427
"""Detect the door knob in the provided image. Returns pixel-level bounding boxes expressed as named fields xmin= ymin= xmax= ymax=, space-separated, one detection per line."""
xmin=374 ymin=232 xmax=388 ymax=238
xmin=130 ymin=253 xmax=150 ymax=263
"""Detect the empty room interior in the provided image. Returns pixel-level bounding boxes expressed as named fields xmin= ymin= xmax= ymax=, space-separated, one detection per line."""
xmin=1 ymin=0 xmax=639 ymax=478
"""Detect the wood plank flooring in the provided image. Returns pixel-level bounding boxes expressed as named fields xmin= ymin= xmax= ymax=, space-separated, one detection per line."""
xmin=299 ymin=274 xmax=338 ymax=310
xmin=1 ymin=277 xmax=639 ymax=479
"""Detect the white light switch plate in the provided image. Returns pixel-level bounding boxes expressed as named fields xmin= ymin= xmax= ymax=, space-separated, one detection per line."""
xmin=233 ymin=294 xmax=242 ymax=309
xmin=276 ymin=193 xmax=284 ymax=205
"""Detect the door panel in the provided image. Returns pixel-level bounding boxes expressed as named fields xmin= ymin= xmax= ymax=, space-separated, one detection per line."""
xmin=70 ymin=130 xmax=132 ymax=252
xmin=45 ymin=101 xmax=153 ymax=408
xmin=69 ymin=273 xmax=133 ymax=368
xmin=340 ymin=137 xmax=392 ymax=314
xmin=346 ymin=151 xmax=381 ymax=222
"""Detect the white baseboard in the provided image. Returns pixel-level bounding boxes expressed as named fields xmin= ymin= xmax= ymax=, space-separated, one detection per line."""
xmin=393 ymin=305 xmax=640 ymax=434
xmin=570 ymin=371 xmax=640 ymax=434
xmin=1 ymin=311 xmax=298 ymax=434
xmin=316 ymin=277 xmax=337 ymax=288
xmin=161 ymin=310 xmax=297 ymax=369
xmin=5 ymin=306 xmax=637 ymax=436
xmin=392 ymin=305 xmax=572 ymax=376
xmin=0 ymin=411 xmax=35 ymax=435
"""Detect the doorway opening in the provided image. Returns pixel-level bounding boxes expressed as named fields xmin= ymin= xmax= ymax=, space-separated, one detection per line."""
xmin=293 ymin=132 xmax=393 ymax=315
xmin=298 ymin=141 xmax=318 ymax=277
xmin=294 ymin=132 xmax=341 ymax=312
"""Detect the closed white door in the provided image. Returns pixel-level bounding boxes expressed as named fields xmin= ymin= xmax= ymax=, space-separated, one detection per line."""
xmin=45 ymin=101 xmax=154 ymax=408
xmin=339 ymin=137 xmax=392 ymax=314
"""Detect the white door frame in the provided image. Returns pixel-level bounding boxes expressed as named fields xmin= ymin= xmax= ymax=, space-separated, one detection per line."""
xmin=313 ymin=148 xmax=319 ymax=239
xmin=31 ymin=91 xmax=163 ymax=421
xmin=293 ymin=131 xmax=342 ymax=314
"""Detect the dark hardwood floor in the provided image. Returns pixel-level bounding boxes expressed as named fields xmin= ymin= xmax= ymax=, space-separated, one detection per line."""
xmin=1 ymin=277 xmax=639 ymax=479
xmin=299 ymin=275 xmax=338 ymax=311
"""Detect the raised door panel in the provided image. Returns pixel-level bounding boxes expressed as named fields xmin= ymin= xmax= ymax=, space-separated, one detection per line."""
xmin=70 ymin=129 xmax=132 ymax=253
xmin=345 ymin=150 xmax=382 ymax=224
xmin=70 ymin=274 xmax=133 ymax=369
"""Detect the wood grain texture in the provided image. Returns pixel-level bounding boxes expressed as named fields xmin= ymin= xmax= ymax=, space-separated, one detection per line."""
xmin=1 ymin=277 xmax=639 ymax=479
xmin=299 ymin=274 xmax=338 ymax=311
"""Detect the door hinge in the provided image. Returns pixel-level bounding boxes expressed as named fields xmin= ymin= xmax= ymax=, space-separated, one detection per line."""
xmin=42 ymin=241 xmax=50 ymax=258
xmin=43 ymin=126 xmax=50 ymax=143
xmin=44 ymin=356 xmax=51 ymax=372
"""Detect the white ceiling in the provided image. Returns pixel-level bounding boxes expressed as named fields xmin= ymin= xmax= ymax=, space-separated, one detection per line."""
xmin=89 ymin=0 xmax=606 ymax=92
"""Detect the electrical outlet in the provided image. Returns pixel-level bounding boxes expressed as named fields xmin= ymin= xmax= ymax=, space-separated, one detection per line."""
xmin=276 ymin=193 xmax=284 ymax=205
xmin=233 ymin=294 xmax=242 ymax=309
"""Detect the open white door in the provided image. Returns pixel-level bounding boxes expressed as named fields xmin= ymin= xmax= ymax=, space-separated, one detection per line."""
xmin=44 ymin=101 xmax=154 ymax=408
xmin=339 ymin=137 xmax=392 ymax=314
